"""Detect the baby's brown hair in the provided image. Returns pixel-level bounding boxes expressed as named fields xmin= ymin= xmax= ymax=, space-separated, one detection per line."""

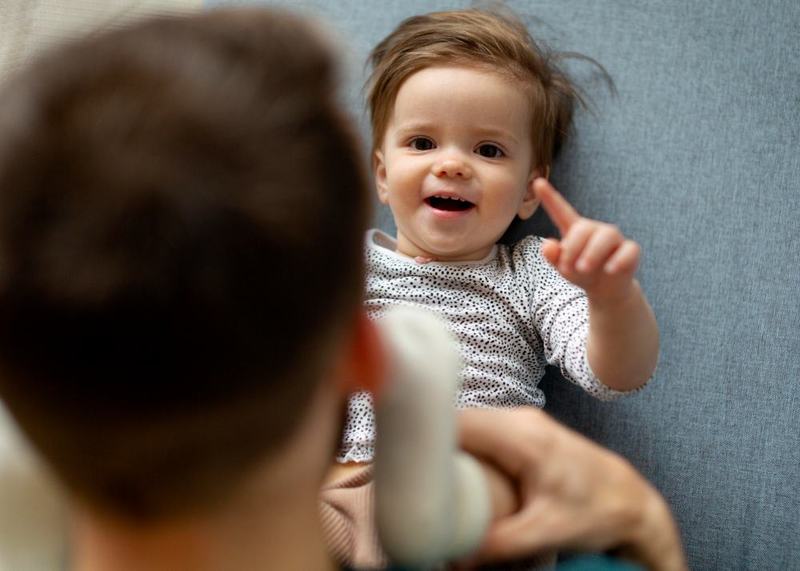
xmin=0 ymin=8 xmax=367 ymax=521
xmin=367 ymin=8 xmax=591 ymax=172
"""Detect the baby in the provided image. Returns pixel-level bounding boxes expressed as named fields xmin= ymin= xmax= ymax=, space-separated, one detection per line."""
xmin=323 ymin=8 xmax=659 ymax=568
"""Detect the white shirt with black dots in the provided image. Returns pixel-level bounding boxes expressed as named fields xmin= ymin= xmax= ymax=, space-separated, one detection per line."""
xmin=339 ymin=229 xmax=639 ymax=463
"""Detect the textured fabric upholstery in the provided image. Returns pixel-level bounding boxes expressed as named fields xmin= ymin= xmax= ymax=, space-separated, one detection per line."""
xmin=206 ymin=1 xmax=800 ymax=568
xmin=0 ymin=0 xmax=201 ymax=80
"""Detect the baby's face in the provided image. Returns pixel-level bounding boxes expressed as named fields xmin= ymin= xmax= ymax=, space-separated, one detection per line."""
xmin=375 ymin=65 xmax=541 ymax=261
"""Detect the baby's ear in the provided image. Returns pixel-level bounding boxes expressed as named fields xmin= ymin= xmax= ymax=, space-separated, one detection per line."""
xmin=374 ymin=150 xmax=390 ymax=204
xmin=518 ymin=167 xmax=547 ymax=220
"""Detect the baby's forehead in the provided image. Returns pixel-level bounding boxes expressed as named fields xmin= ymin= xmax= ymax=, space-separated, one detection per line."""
xmin=404 ymin=60 xmax=533 ymax=90
xmin=390 ymin=64 xmax=537 ymax=130
xmin=399 ymin=62 xmax=535 ymax=104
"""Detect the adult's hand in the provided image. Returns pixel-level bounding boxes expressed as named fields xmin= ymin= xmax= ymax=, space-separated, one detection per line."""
xmin=458 ymin=407 xmax=687 ymax=571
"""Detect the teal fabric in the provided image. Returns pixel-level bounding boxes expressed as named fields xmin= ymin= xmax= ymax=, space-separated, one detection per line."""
xmin=208 ymin=1 xmax=800 ymax=569
xmin=375 ymin=555 xmax=641 ymax=571
xmin=557 ymin=555 xmax=642 ymax=571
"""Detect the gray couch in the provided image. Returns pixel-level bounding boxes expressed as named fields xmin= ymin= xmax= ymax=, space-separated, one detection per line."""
xmin=208 ymin=1 xmax=799 ymax=568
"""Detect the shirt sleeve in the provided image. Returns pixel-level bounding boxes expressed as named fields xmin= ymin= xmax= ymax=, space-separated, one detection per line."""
xmin=523 ymin=237 xmax=637 ymax=401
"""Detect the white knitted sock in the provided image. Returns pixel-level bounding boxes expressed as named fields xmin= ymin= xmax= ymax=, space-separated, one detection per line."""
xmin=374 ymin=306 xmax=491 ymax=567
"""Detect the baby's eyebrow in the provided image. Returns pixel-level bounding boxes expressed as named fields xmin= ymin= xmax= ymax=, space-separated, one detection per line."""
xmin=393 ymin=122 xmax=436 ymax=137
xmin=472 ymin=127 xmax=520 ymax=145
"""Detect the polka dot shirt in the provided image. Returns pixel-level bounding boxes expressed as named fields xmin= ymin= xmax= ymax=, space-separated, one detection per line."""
xmin=338 ymin=229 xmax=633 ymax=463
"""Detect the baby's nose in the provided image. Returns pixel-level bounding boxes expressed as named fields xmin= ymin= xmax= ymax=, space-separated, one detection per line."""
xmin=433 ymin=156 xmax=472 ymax=179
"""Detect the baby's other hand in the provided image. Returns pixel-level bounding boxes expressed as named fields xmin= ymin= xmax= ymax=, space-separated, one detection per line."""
xmin=535 ymin=178 xmax=640 ymax=305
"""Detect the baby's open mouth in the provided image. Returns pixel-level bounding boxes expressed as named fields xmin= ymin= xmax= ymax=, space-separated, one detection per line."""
xmin=426 ymin=196 xmax=475 ymax=212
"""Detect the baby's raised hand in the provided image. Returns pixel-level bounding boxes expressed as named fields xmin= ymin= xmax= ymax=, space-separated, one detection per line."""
xmin=535 ymin=178 xmax=640 ymax=304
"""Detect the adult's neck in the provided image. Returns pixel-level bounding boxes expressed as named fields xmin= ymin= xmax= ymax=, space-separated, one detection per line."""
xmin=71 ymin=472 xmax=336 ymax=571
xmin=71 ymin=351 xmax=346 ymax=571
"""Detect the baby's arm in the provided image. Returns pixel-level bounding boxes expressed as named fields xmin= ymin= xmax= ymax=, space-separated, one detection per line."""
xmin=535 ymin=178 xmax=658 ymax=391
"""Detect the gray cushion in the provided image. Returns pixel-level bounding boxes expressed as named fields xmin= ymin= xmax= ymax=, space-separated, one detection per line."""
xmin=210 ymin=1 xmax=800 ymax=568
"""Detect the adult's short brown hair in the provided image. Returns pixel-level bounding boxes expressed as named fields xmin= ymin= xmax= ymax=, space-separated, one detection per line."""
xmin=0 ymin=8 xmax=368 ymax=521
xmin=367 ymin=8 xmax=590 ymax=171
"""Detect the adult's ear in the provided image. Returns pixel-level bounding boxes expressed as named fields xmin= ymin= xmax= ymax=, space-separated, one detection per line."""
xmin=340 ymin=311 xmax=386 ymax=397
xmin=374 ymin=150 xmax=390 ymax=205
xmin=518 ymin=166 xmax=549 ymax=220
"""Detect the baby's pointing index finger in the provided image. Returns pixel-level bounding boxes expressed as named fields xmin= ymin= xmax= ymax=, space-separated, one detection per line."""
xmin=534 ymin=178 xmax=580 ymax=236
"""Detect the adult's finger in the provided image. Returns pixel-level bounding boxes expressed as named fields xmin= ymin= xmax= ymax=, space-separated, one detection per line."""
xmin=476 ymin=502 xmax=554 ymax=561
xmin=458 ymin=408 xmax=548 ymax=479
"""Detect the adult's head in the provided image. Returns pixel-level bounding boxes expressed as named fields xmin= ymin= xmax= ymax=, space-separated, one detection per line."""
xmin=0 ymin=7 xmax=370 ymax=523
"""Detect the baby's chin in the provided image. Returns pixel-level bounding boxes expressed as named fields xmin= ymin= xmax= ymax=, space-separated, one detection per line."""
xmin=398 ymin=225 xmax=499 ymax=262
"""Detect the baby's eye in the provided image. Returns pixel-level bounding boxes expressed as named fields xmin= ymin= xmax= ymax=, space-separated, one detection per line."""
xmin=410 ymin=137 xmax=435 ymax=151
xmin=476 ymin=144 xmax=504 ymax=158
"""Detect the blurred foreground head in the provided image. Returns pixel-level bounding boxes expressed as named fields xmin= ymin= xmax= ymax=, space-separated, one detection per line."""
xmin=0 ymin=7 xmax=368 ymax=521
